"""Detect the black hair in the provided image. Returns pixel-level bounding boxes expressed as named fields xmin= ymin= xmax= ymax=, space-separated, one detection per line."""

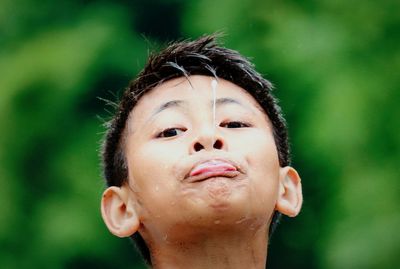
xmin=101 ymin=34 xmax=290 ymax=266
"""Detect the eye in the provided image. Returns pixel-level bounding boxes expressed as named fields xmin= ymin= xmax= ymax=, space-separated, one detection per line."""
xmin=220 ymin=121 xmax=250 ymax=128
xmin=157 ymin=128 xmax=186 ymax=138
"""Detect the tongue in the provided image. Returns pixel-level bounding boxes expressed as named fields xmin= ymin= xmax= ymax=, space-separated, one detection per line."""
xmin=190 ymin=160 xmax=236 ymax=176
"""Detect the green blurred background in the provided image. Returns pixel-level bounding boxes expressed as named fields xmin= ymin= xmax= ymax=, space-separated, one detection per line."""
xmin=1 ymin=0 xmax=399 ymax=268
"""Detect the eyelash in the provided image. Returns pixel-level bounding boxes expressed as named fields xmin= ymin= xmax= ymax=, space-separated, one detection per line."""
xmin=220 ymin=121 xmax=251 ymax=128
xmin=157 ymin=128 xmax=187 ymax=138
xmin=156 ymin=121 xmax=250 ymax=138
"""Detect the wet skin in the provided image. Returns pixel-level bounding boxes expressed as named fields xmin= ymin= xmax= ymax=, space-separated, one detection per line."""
xmin=124 ymin=75 xmax=283 ymax=242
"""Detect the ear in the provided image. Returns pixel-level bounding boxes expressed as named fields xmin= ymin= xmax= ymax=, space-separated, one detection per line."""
xmin=275 ymin=166 xmax=303 ymax=217
xmin=101 ymin=185 xmax=140 ymax=237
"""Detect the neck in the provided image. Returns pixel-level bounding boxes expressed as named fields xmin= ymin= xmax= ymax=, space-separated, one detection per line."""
xmin=148 ymin=224 xmax=269 ymax=269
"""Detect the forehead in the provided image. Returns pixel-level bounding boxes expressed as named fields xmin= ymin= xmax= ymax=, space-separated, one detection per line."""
xmin=131 ymin=75 xmax=264 ymax=116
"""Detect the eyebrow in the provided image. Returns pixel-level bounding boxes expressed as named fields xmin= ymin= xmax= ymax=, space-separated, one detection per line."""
xmin=144 ymin=100 xmax=184 ymax=124
xmin=149 ymin=97 xmax=256 ymax=122
xmin=215 ymin=97 xmax=244 ymax=107
xmin=215 ymin=97 xmax=259 ymax=115
xmin=153 ymin=100 xmax=184 ymax=115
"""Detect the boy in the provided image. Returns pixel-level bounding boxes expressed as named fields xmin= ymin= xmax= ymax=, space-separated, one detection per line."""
xmin=100 ymin=35 xmax=302 ymax=268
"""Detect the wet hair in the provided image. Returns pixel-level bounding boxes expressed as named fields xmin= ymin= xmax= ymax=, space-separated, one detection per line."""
xmin=101 ymin=34 xmax=291 ymax=265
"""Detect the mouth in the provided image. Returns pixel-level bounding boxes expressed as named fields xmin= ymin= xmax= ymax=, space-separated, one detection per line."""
xmin=185 ymin=159 xmax=241 ymax=183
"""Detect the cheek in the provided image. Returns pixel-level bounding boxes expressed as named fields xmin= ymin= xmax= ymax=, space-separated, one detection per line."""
xmin=238 ymin=130 xmax=280 ymax=172
xmin=126 ymin=141 xmax=184 ymax=202
xmin=240 ymin=131 xmax=281 ymax=204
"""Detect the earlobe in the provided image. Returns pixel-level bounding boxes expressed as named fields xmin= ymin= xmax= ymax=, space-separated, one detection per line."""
xmin=101 ymin=185 xmax=140 ymax=237
xmin=275 ymin=167 xmax=303 ymax=217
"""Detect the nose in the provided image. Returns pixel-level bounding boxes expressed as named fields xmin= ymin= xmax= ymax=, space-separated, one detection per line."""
xmin=190 ymin=128 xmax=226 ymax=153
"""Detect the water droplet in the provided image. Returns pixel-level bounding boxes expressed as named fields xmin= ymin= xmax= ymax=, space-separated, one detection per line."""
xmin=235 ymin=217 xmax=247 ymax=224
xmin=211 ymin=79 xmax=218 ymax=135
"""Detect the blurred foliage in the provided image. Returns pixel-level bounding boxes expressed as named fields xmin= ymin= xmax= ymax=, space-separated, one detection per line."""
xmin=0 ymin=0 xmax=399 ymax=268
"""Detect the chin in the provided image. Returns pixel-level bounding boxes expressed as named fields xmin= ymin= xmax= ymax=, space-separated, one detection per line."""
xmin=182 ymin=176 xmax=248 ymax=207
xmin=186 ymin=192 xmax=257 ymax=222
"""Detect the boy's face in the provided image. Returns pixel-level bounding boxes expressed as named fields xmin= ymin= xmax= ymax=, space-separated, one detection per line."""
xmin=104 ymin=75 xmax=302 ymax=241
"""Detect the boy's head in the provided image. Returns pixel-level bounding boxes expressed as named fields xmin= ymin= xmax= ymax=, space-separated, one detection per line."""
xmin=100 ymin=35 xmax=302 ymax=265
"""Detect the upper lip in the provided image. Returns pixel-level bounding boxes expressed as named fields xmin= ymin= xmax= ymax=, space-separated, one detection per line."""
xmin=184 ymin=158 xmax=241 ymax=183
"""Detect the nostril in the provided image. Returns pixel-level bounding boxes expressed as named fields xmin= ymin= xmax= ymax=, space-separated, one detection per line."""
xmin=213 ymin=139 xmax=223 ymax=149
xmin=194 ymin=142 xmax=204 ymax=152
